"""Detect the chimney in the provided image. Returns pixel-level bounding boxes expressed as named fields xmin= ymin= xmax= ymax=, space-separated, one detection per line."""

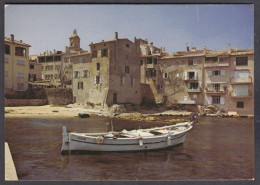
xmin=150 ymin=42 xmax=153 ymax=46
xmin=11 ymin=34 xmax=14 ymax=42
xmin=53 ymin=49 xmax=56 ymax=54
xmin=228 ymin=43 xmax=232 ymax=53
xmin=20 ymin=40 xmax=23 ymax=43
xmin=134 ymin=37 xmax=137 ymax=43
xmin=203 ymin=46 xmax=207 ymax=54
xmin=186 ymin=46 xmax=189 ymax=51
xmin=191 ymin=47 xmax=196 ymax=51
xmin=115 ymin=32 xmax=118 ymax=40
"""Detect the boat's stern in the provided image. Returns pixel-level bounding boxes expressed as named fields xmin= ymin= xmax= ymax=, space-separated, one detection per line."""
xmin=61 ymin=126 xmax=70 ymax=155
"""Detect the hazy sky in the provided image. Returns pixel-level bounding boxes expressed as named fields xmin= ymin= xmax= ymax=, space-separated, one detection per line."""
xmin=5 ymin=4 xmax=254 ymax=55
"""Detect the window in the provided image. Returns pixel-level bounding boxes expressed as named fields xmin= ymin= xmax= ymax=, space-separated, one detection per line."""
xmin=140 ymin=60 xmax=143 ymax=65
xmin=39 ymin=57 xmax=45 ymax=63
xmin=188 ymin=72 xmax=195 ymax=79
xmin=131 ymin=77 xmax=134 ymax=86
xmin=213 ymin=70 xmax=220 ymax=76
xmin=188 ymin=60 xmax=193 ymax=65
xmin=164 ymin=63 xmax=167 ymax=67
xmin=97 ymin=63 xmax=100 ymax=71
xmin=193 ymin=94 xmax=197 ymax=99
xmin=237 ymin=101 xmax=244 ymax=108
xmin=163 ymin=73 xmax=168 ymax=79
xmin=148 ymin=70 xmax=156 ymax=77
xmin=94 ymin=76 xmax=102 ymax=84
xmin=147 ymin=57 xmax=153 ymax=64
xmin=41 ymin=66 xmax=44 ymax=71
xmin=74 ymin=71 xmax=80 ymax=78
xmin=189 ymin=83 xmax=199 ymax=89
xmin=213 ymin=84 xmax=220 ymax=92
xmin=205 ymin=56 xmax=218 ymax=61
xmin=125 ymin=66 xmax=130 ymax=73
xmin=82 ymin=70 xmax=90 ymax=77
xmin=5 ymin=71 xmax=8 ymax=77
xmin=92 ymin=51 xmax=97 ymax=58
xmin=5 ymin=44 xmax=10 ymax=54
xmin=102 ymin=49 xmax=108 ymax=57
xmin=78 ymin=82 xmax=84 ymax=89
xmin=126 ymin=44 xmax=130 ymax=48
xmin=120 ymin=76 xmax=125 ymax=85
xmin=212 ymin=96 xmax=221 ymax=104
xmin=4 ymin=58 xmax=9 ymax=63
xmin=17 ymin=60 xmax=25 ymax=65
xmin=30 ymin=64 xmax=34 ymax=69
xmin=157 ymin=84 xmax=163 ymax=90
xmin=17 ymin=73 xmax=25 ymax=78
xmin=46 ymin=56 xmax=53 ymax=62
xmin=15 ymin=47 xmax=26 ymax=57
xmin=54 ymin=56 xmax=61 ymax=61
xmin=154 ymin=58 xmax=157 ymax=64
xmin=28 ymin=74 xmax=36 ymax=82
xmin=236 ymin=57 xmax=248 ymax=66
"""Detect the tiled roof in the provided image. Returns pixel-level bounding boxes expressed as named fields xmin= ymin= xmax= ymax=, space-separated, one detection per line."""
xmin=4 ymin=37 xmax=31 ymax=47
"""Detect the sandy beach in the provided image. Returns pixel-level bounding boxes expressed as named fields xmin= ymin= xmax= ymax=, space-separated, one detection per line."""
xmin=4 ymin=105 xmax=192 ymax=123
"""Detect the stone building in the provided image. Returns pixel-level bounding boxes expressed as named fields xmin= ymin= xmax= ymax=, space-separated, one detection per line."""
xmin=4 ymin=34 xmax=31 ymax=93
xmin=159 ymin=46 xmax=206 ymax=106
xmin=38 ymin=29 xmax=84 ymax=87
xmin=227 ymin=48 xmax=254 ymax=115
xmin=139 ymin=39 xmax=168 ymax=104
xmin=203 ymin=46 xmax=254 ymax=115
xmin=28 ymin=55 xmax=42 ymax=82
xmin=72 ymin=32 xmax=142 ymax=109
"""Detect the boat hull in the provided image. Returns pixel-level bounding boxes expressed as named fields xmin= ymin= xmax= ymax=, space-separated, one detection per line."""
xmin=61 ymin=122 xmax=193 ymax=154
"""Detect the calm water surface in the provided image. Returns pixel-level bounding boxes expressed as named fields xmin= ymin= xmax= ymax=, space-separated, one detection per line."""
xmin=5 ymin=116 xmax=254 ymax=180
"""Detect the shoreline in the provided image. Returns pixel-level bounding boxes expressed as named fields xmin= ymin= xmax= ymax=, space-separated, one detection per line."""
xmin=4 ymin=105 xmax=254 ymax=123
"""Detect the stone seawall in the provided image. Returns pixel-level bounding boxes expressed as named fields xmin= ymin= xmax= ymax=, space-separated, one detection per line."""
xmin=45 ymin=88 xmax=73 ymax=105
xmin=5 ymin=98 xmax=47 ymax=106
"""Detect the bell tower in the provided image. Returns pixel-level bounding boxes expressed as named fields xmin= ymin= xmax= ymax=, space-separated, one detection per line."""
xmin=69 ymin=29 xmax=80 ymax=51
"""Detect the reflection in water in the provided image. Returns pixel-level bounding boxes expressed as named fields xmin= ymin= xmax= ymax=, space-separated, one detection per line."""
xmin=5 ymin=116 xmax=254 ymax=180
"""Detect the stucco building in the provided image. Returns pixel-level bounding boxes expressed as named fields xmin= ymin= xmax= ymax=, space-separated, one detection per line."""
xmin=4 ymin=34 xmax=31 ymax=93
xmin=38 ymin=29 xmax=84 ymax=87
xmin=72 ymin=32 xmax=142 ymax=109
xmin=159 ymin=47 xmax=206 ymax=106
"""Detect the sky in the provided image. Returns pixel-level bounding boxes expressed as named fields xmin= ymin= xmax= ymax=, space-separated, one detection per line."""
xmin=5 ymin=4 xmax=254 ymax=55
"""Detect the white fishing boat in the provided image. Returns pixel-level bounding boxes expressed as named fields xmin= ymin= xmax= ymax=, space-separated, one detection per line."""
xmin=61 ymin=113 xmax=199 ymax=154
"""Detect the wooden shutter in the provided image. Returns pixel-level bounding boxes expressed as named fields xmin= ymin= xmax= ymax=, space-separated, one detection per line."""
xmin=208 ymin=70 xmax=212 ymax=76
xmin=220 ymin=97 xmax=225 ymax=105
xmin=208 ymin=96 xmax=212 ymax=104
xmin=220 ymin=70 xmax=225 ymax=75
xmin=100 ymin=76 xmax=102 ymax=84
xmin=94 ymin=76 xmax=96 ymax=84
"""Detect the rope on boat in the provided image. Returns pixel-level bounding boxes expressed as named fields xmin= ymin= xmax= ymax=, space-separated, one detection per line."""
xmin=96 ymin=136 xmax=104 ymax=144
xmin=8 ymin=140 xmax=62 ymax=152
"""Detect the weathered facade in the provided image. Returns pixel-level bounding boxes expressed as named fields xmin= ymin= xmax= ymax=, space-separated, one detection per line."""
xmin=160 ymin=47 xmax=205 ymax=106
xmin=72 ymin=32 xmax=142 ymax=109
xmin=4 ymin=34 xmax=31 ymax=93
xmin=38 ymin=29 xmax=84 ymax=87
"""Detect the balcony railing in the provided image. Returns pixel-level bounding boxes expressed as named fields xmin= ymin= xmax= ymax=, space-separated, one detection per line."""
xmin=230 ymin=76 xmax=253 ymax=84
xmin=182 ymin=75 xmax=198 ymax=81
xmin=205 ymin=88 xmax=226 ymax=93
xmin=230 ymin=90 xmax=253 ymax=98
xmin=146 ymin=63 xmax=155 ymax=69
xmin=204 ymin=62 xmax=229 ymax=68
xmin=187 ymin=87 xmax=201 ymax=92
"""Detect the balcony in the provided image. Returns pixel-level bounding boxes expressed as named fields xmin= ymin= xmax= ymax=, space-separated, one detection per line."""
xmin=230 ymin=90 xmax=253 ymax=98
xmin=230 ymin=76 xmax=253 ymax=84
xmin=146 ymin=63 xmax=155 ymax=69
xmin=204 ymin=62 xmax=229 ymax=68
xmin=187 ymin=87 xmax=201 ymax=93
xmin=205 ymin=87 xmax=226 ymax=94
xmin=182 ymin=74 xmax=198 ymax=81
